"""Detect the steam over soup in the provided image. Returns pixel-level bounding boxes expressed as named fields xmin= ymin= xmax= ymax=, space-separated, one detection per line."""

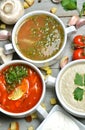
xmin=0 ymin=63 xmax=43 ymax=113
xmin=16 ymin=14 xmax=64 ymax=60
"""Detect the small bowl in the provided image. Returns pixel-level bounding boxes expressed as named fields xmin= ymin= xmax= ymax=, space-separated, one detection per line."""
xmin=56 ymin=59 xmax=85 ymax=118
xmin=0 ymin=60 xmax=45 ymax=118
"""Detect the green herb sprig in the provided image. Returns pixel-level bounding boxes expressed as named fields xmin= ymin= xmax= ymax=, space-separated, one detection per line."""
xmin=4 ymin=65 xmax=28 ymax=91
xmin=73 ymin=73 xmax=85 ymax=101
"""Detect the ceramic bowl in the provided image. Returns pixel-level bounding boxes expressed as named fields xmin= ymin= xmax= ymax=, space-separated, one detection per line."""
xmin=0 ymin=60 xmax=46 ymax=118
xmin=5 ymin=10 xmax=76 ymax=67
xmin=55 ymin=59 xmax=85 ymax=118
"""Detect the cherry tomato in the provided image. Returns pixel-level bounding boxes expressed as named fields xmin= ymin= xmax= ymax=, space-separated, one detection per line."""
xmin=72 ymin=48 xmax=85 ymax=60
xmin=73 ymin=35 xmax=85 ymax=48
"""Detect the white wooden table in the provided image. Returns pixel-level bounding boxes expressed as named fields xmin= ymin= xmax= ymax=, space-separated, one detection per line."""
xmin=0 ymin=0 xmax=85 ymax=129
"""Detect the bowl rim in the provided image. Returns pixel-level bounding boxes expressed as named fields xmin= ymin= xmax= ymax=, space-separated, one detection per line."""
xmin=0 ymin=60 xmax=45 ymax=117
xmin=55 ymin=59 xmax=85 ymax=117
xmin=12 ymin=10 xmax=67 ymax=65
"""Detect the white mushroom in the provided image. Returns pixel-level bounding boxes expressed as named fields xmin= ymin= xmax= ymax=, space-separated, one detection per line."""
xmin=0 ymin=0 xmax=24 ymax=25
xmin=0 ymin=47 xmax=13 ymax=64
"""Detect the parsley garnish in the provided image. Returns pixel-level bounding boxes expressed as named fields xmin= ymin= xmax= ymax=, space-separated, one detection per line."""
xmin=73 ymin=73 xmax=85 ymax=101
xmin=4 ymin=65 xmax=28 ymax=92
xmin=73 ymin=87 xmax=84 ymax=101
xmin=74 ymin=73 xmax=83 ymax=86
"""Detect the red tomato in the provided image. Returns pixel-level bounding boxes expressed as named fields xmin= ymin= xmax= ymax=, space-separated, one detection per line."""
xmin=72 ymin=48 xmax=85 ymax=60
xmin=73 ymin=35 xmax=85 ymax=48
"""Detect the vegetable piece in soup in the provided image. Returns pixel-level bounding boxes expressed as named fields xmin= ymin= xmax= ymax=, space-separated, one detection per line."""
xmin=0 ymin=64 xmax=43 ymax=113
xmin=16 ymin=14 xmax=64 ymax=60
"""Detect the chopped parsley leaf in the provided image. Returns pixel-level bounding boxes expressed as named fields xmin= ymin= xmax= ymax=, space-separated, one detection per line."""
xmin=73 ymin=73 xmax=85 ymax=101
xmin=74 ymin=73 xmax=83 ymax=86
xmin=73 ymin=87 xmax=84 ymax=101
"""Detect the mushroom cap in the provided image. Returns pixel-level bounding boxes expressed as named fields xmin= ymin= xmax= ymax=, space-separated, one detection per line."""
xmin=0 ymin=0 xmax=25 ymax=25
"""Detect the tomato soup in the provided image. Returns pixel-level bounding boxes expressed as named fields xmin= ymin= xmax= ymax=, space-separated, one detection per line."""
xmin=16 ymin=14 xmax=64 ymax=60
xmin=0 ymin=64 xmax=43 ymax=113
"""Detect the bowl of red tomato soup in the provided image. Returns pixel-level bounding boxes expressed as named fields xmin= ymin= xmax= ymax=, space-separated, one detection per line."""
xmin=0 ymin=60 xmax=45 ymax=118
xmin=10 ymin=10 xmax=76 ymax=67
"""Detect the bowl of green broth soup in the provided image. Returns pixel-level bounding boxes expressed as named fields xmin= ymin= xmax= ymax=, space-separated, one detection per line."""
xmin=11 ymin=10 xmax=76 ymax=67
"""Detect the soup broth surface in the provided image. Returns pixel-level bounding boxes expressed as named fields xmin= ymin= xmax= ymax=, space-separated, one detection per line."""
xmin=16 ymin=14 xmax=64 ymax=60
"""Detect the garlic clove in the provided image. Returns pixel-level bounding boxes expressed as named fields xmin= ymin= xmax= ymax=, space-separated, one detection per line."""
xmin=60 ymin=56 xmax=69 ymax=69
xmin=76 ymin=18 xmax=85 ymax=29
xmin=67 ymin=15 xmax=79 ymax=26
xmin=0 ymin=30 xmax=11 ymax=41
xmin=0 ymin=47 xmax=13 ymax=64
xmin=51 ymin=0 xmax=62 ymax=4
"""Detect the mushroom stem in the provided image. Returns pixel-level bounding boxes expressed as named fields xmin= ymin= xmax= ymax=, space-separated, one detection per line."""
xmin=3 ymin=2 xmax=13 ymax=14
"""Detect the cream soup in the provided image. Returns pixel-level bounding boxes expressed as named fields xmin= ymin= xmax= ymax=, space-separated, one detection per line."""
xmin=59 ymin=63 xmax=85 ymax=113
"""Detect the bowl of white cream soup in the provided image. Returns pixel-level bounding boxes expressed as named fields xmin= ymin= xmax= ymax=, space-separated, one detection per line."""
xmin=56 ymin=59 xmax=85 ymax=118
xmin=46 ymin=59 xmax=85 ymax=118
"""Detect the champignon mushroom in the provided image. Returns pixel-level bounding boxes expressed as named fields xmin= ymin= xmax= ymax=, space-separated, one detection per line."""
xmin=0 ymin=0 xmax=25 ymax=25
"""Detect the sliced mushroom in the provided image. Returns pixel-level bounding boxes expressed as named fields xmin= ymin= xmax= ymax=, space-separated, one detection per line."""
xmin=0 ymin=0 xmax=24 ymax=25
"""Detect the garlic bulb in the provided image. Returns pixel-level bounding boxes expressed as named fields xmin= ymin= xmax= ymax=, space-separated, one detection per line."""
xmin=0 ymin=0 xmax=24 ymax=25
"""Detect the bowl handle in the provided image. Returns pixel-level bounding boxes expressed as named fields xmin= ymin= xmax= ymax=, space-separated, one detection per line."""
xmin=4 ymin=43 xmax=15 ymax=54
xmin=36 ymin=105 xmax=48 ymax=119
xmin=65 ymin=26 xmax=77 ymax=34
xmin=45 ymin=75 xmax=56 ymax=87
